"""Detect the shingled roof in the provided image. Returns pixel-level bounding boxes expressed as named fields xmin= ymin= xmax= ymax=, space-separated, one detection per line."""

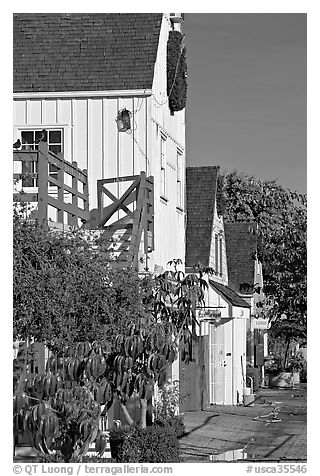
xmin=13 ymin=13 xmax=162 ymax=93
xmin=185 ymin=166 xmax=219 ymax=267
xmin=224 ymin=222 xmax=258 ymax=294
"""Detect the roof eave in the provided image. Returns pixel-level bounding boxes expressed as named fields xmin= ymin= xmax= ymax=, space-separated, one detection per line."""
xmin=209 ymin=280 xmax=251 ymax=309
xmin=13 ymin=89 xmax=153 ymax=100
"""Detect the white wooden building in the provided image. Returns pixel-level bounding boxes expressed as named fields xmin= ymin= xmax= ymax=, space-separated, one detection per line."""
xmin=181 ymin=166 xmax=251 ymax=408
xmin=13 ymin=13 xmax=186 ymax=273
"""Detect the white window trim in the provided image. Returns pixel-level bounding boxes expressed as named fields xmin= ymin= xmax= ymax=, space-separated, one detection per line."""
xmin=176 ymin=148 xmax=183 ymax=209
xmin=15 ymin=124 xmax=68 ymax=152
xmin=15 ymin=125 xmax=68 ymax=162
xmin=16 ymin=126 xmax=65 ymax=189
xmin=160 ymin=134 xmax=167 ymax=200
xmin=19 ymin=128 xmax=64 ymax=152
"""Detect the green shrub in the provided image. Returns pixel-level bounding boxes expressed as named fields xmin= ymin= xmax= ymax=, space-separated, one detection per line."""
xmin=154 ymin=379 xmax=180 ymax=418
xmin=153 ymin=379 xmax=185 ymax=438
xmin=109 ymin=425 xmax=180 ymax=463
xmin=154 ymin=415 xmax=186 ymax=439
xmin=109 ymin=426 xmax=133 ymax=463
xmin=81 ymin=455 xmax=111 ymax=463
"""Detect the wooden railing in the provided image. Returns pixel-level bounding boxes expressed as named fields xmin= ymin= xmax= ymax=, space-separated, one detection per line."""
xmin=92 ymin=172 xmax=154 ymax=269
xmin=13 ymin=141 xmax=89 ymax=227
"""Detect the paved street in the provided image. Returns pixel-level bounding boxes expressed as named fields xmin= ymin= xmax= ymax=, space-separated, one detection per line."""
xmin=179 ymin=384 xmax=307 ymax=463
xmin=14 ymin=384 xmax=307 ymax=463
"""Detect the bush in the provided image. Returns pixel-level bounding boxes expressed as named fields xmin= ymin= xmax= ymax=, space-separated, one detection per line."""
xmin=81 ymin=455 xmax=111 ymax=463
xmin=154 ymin=379 xmax=180 ymax=418
xmin=109 ymin=426 xmax=133 ymax=462
xmin=154 ymin=415 xmax=186 ymax=439
xmin=109 ymin=425 xmax=181 ymax=463
xmin=153 ymin=379 xmax=185 ymax=438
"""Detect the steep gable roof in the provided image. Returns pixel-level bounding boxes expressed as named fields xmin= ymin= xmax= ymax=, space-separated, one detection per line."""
xmin=185 ymin=166 xmax=219 ymax=267
xmin=13 ymin=13 xmax=162 ymax=93
xmin=224 ymin=222 xmax=258 ymax=294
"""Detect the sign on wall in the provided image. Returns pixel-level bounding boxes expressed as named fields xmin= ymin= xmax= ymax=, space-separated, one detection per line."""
xmin=252 ymin=317 xmax=270 ymax=330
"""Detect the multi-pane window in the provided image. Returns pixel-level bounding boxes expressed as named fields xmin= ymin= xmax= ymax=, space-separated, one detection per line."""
xmin=21 ymin=129 xmax=62 ymax=154
xmin=177 ymin=150 xmax=183 ymax=208
xmin=20 ymin=129 xmax=63 ymax=186
xmin=160 ymin=135 xmax=166 ymax=197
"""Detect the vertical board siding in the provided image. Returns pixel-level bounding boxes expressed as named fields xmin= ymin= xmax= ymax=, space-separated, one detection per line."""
xmin=43 ymin=100 xmax=57 ymax=125
xmin=133 ymin=97 xmax=148 ymax=175
xmin=73 ymin=99 xmax=88 ymax=171
xmin=59 ymin=99 xmax=72 ymax=125
xmin=224 ymin=321 xmax=233 ymax=404
xmin=14 ymin=100 xmax=26 ymax=125
xmin=13 ymin=89 xmax=185 ymax=270
xmin=28 ymin=99 xmax=42 ymax=124
xmin=88 ymin=99 xmax=103 ymax=208
xmin=104 ymin=98 xmax=118 ymax=209
xmin=59 ymin=99 xmax=72 ymax=162
xmin=118 ymin=98 xmax=135 ymax=220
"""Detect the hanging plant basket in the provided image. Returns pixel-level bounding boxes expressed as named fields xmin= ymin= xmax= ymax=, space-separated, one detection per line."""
xmin=167 ymin=31 xmax=187 ymax=113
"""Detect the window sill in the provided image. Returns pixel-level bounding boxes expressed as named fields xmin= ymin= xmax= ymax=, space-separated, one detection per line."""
xmin=160 ymin=195 xmax=169 ymax=204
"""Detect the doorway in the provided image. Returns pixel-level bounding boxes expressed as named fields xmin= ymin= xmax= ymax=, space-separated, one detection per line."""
xmin=209 ymin=324 xmax=226 ymax=404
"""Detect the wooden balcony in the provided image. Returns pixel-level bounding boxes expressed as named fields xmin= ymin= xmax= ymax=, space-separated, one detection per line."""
xmin=13 ymin=141 xmax=89 ymax=228
xmin=13 ymin=141 xmax=155 ymax=269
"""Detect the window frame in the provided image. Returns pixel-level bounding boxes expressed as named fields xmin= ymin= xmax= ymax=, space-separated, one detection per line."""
xmin=160 ymin=134 xmax=167 ymax=199
xmin=176 ymin=148 xmax=183 ymax=209
xmin=18 ymin=127 xmax=64 ymax=187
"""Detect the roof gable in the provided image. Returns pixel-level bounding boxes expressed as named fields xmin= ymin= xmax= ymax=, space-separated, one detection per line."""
xmin=13 ymin=13 xmax=162 ymax=93
xmin=224 ymin=222 xmax=258 ymax=294
xmin=185 ymin=166 xmax=219 ymax=267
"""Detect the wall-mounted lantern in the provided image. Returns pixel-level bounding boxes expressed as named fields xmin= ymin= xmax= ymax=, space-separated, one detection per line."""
xmin=116 ymin=109 xmax=131 ymax=132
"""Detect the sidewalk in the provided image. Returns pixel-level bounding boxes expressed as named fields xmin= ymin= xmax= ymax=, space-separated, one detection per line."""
xmin=179 ymin=384 xmax=307 ymax=463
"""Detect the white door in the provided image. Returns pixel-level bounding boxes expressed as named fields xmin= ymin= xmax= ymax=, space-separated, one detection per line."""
xmin=209 ymin=324 xmax=227 ymax=404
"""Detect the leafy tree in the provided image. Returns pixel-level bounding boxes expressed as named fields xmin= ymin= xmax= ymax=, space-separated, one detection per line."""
xmin=13 ymin=261 xmax=208 ymax=460
xmin=13 ymin=210 xmax=210 ymax=460
xmin=13 ymin=207 xmax=150 ymax=352
xmin=217 ymin=170 xmax=307 ymax=360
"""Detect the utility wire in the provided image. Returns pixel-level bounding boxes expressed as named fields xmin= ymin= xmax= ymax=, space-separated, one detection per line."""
xmin=127 ymin=130 xmax=150 ymax=163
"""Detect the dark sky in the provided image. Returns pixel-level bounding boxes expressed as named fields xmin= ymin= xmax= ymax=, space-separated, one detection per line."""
xmin=183 ymin=13 xmax=307 ymax=193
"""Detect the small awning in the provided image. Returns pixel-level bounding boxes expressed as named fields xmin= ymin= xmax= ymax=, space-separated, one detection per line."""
xmin=209 ymin=280 xmax=251 ymax=308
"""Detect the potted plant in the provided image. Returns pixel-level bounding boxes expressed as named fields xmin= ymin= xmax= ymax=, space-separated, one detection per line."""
xmin=265 ymin=358 xmax=294 ymax=388
xmin=287 ymin=353 xmax=307 ymax=384
xmin=265 ymin=332 xmax=307 ymax=388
